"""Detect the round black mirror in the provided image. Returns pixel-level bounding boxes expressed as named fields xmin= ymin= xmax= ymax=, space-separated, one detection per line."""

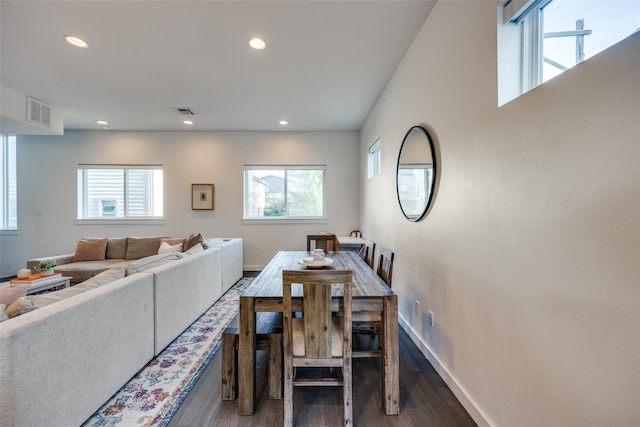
xmin=396 ymin=125 xmax=437 ymax=222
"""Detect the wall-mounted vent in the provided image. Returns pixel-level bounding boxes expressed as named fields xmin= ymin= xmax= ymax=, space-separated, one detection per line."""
xmin=26 ymin=96 xmax=52 ymax=128
xmin=173 ymin=107 xmax=195 ymax=115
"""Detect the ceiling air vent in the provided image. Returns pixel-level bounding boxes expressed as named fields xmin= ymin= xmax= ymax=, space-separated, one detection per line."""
xmin=27 ymin=96 xmax=52 ymax=128
xmin=173 ymin=107 xmax=195 ymax=115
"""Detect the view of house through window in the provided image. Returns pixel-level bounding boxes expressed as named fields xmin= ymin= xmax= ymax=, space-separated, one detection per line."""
xmin=541 ymin=0 xmax=639 ymax=83
xmin=77 ymin=164 xmax=163 ymax=219
xmin=244 ymin=165 xmax=325 ymax=219
xmin=0 ymin=134 xmax=17 ymax=230
xmin=499 ymin=0 xmax=639 ymax=104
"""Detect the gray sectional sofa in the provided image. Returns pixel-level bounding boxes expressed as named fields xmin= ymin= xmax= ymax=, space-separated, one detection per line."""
xmin=0 ymin=237 xmax=243 ymax=427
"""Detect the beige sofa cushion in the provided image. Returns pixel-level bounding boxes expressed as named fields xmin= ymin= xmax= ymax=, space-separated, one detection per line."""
xmin=126 ymin=237 xmax=162 ymax=260
xmin=72 ymin=238 xmax=108 ymax=262
xmin=125 ymin=252 xmax=180 ymax=275
xmin=5 ymin=267 xmax=126 ymax=318
xmin=206 ymin=237 xmax=224 ymax=248
xmin=54 ymin=259 xmax=130 ymax=284
xmin=106 ymin=237 xmax=128 ymax=259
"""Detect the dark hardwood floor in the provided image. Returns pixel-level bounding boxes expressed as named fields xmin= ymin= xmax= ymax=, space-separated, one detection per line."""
xmin=168 ymin=323 xmax=476 ymax=426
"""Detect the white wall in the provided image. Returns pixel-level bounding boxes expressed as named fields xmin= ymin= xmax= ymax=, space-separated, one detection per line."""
xmin=360 ymin=2 xmax=639 ymax=427
xmin=0 ymin=85 xmax=64 ymax=135
xmin=1 ymin=130 xmax=359 ymax=276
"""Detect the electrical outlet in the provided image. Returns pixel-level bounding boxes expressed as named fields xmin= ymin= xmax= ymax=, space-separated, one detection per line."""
xmin=413 ymin=300 xmax=420 ymax=316
xmin=428 ymin=311 xmax=435 ymax=327
xmin=7 ymin=261 xmax=12 ymax=269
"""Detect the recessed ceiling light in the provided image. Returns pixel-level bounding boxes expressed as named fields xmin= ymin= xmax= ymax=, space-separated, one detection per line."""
xmin=278 ymin=120 xmax=289 ymax=125
xmin=248 ymin=38 xmax=266 ymax=50
xmin=96 ymin=120 xmax=108 ymax=125
xmin=183 ymin=120 xmax=194 ymax=125
xmin=64 ymin=35 xmax=89 ymax=48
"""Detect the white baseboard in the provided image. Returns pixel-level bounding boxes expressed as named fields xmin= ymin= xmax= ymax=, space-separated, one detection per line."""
xmin=243 ymin=265 xmax=265 ymax=272
xmin=398 ymin=315 xmax=492 ymax=427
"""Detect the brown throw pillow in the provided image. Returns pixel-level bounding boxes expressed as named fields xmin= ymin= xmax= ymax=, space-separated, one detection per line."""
xmin=125 ymin=237 xmax=162 ymax=260
xmin=106 ymin=237 xmax=128 ymax=259
xmin=183 ymin=233 xmax=206 ymax=251
xmin=72 ymin=238 xmax=108 ymax=262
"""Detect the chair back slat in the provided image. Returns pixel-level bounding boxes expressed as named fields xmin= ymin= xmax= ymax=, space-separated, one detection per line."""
xmin=376 ymin=246 xmax=395 ymax=288
xmin=360 ymin=239 xmax=376 ymax=269
xmin=303 ymin=282 xmax=333 ymax=357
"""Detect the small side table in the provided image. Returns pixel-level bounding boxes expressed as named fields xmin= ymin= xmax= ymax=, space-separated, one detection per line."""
xmin=1 ymin=276 xmax=72 ymax=295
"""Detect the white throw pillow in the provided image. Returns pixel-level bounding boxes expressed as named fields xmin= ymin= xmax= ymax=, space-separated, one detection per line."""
xmin=158 ymin=241 xmax=183 ymax=254
xmin=183 ymin=243 xmax=204 ymax=255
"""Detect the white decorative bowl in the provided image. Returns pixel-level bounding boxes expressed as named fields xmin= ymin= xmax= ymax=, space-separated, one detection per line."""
xmin=17 ymin=268 xmax=31 ymax=279
xmin=298 ymin=257 xmax=334 ymax=269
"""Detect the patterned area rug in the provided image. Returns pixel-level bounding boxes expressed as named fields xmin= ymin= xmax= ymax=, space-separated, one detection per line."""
xmin=83 ymin=278 xmax=252 ymax=427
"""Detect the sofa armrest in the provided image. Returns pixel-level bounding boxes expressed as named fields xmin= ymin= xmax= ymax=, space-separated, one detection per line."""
xmin=26 ymin=254 xmax=74 ymax=271
xmin=216 ymin=238 xmax=243 ymax=292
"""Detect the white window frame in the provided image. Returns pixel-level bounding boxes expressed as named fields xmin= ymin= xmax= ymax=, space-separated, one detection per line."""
xmin=76 ymin=164 xmax=164 ymax=224
xmin=242 ymin=164 xmax=328 ymax=224
xmin=0 ymin=134 xmax=17 ymax=232
xmin=521 ymin=5 xmax=545 ymax=93
xmin=499 ymin=0 xmax=552 ymax=104
xmin=368 ymin=137 xmax=381 ymax=179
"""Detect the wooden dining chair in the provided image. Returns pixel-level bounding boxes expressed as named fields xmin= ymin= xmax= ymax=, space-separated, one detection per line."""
xmin=282 ymin=269 xmax=353 ymax=427
xmin=359 ymin=239 xmax=376 ymax=269
xmin=306 ymin=234 xmax=340 ymax=252
xmin=352 ymin=246 xmax=394 ymax=358
xmin=376 ymin=246 xmax=394 ymax=288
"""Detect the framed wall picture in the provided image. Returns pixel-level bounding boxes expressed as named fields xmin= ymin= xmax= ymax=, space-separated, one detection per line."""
xmin=192 ymin=183 xmax=214 ymax=210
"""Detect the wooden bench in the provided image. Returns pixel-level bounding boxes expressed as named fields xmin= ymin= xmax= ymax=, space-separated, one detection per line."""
xmin=221 ymin=312 xmax=283 ymax=400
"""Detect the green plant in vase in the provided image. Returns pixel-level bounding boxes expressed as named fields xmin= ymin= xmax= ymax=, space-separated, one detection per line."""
xmin=35 ymin=259 xmax=57 ymax=276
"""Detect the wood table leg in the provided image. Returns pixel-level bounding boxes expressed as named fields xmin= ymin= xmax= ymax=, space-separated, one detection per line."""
xmin=382 ymin=294 xmax=400 ymax=415
xmin=239 ymin=296 xmax=256 ymax=415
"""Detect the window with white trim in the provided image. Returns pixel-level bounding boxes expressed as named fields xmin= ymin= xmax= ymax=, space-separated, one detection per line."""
xmin=0 ymin=135 xmax=17 ymax=230
xmin=498 ymin=0 xmax=639 ymax=105
xmin=77 ymin=164 xmax=163 ymax=219
xmin=244 ymin=165 xmax=326 ymax=219
xmin=368 ymin=137 xmax=381 ymax=179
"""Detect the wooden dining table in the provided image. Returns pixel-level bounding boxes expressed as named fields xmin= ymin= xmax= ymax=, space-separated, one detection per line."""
xmin=238 ymin=250 xmax=399 ymax=415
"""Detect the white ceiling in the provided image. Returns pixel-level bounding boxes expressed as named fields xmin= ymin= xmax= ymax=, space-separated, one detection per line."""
xmin=1 ymin=1 xmax=436 ymax=132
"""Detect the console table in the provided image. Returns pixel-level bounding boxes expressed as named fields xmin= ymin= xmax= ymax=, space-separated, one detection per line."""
xmin=337 ymin=235 xmax=367 ymax=253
